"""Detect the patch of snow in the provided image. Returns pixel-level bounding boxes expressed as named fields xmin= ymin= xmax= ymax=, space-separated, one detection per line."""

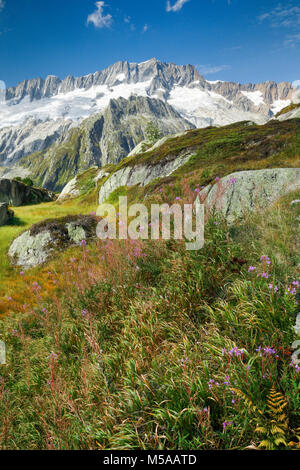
xmin=241 ymin=91 xmax=265 ymax=106
xmin=271 ymin=99 xmax=290 ymax=115
xmin=0 ymin=79 xmax=153 ymax=130
xmin=115 ymin=73 xmax=126 ymax=82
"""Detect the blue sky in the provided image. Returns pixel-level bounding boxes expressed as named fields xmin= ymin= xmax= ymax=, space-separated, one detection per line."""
xmin=0 ymin=0 xmax=300 ymax=88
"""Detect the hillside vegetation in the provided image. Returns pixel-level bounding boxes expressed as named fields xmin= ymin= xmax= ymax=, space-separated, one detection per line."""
xmin=0 ymin=119 xmax=299 ymax=450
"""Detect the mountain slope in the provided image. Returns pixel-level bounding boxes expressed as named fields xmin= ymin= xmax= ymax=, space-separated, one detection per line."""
xmin=17 ymin=95 xmax=193 ymax=191
xmin=0 ymin=58 xmax=295 ymax=191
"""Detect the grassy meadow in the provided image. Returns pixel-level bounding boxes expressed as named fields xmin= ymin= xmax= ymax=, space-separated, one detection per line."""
xmin=0 ymin=119 xmax=299 ymax=450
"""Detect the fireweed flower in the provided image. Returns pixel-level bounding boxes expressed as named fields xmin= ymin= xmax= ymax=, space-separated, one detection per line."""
xmin=215 ymin=177 xmax=220 ymax=182
xmin=290 ymin=362 xmax=300 ymax=372
xmin=81 ymin=309 xmax=89 ymax=316
xmin=258 ymin=272 xmax=269 ymax=279
xmin=286 ymin=287 xmax=297 ymax=295
xmin=194 ymin=188 xmax=200 ymax=193
xmin=260 ymin=255 xmax=271 ymax=265
xmin=248 ymin=266 xmax=256 ymax=272
xmin=230 ymin=177 xmax=237 ymax=184
xmin=263 ymin=346 xmax=276 ymax=356
xmin=223 ymin=421 xmax=233 ymax=430
xmin=48 ymin=352 xmax=58 ymax=361
xmin=80 ymin=239 xmax=87 ymax=247
xmin=228 ymin=347 xmax=245 ymax=357
xmin=224 ymin=375 xmax=230 ymax=386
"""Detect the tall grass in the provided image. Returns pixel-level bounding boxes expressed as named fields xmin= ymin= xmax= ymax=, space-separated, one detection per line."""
xmin=0 ymin=187 xmax=298 ymax=450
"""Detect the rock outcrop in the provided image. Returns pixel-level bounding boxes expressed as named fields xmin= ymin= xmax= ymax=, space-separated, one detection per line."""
xmin=201 ymin=168 xmax=300 ymax=223
xmin=0 ymin=179 xmax=56 ymax=206
xmin=9 ymin=214 xmax=98 ymax=268
xmin=0 ymin=202 xmax=14 ymax=226
xmin=98 ymin=153 xmax=192 ymax=204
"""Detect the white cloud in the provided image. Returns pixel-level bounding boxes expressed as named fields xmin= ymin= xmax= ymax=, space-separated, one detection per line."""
xmin=0 ymin=1 xmax=5 ymax=12
xmin=87 ymin=2 xmax=112 ymax=29
xmin=284 ymin=33 xmax=300 ymax=48
xmin=197 ymin=64 xmax=231 ymax=75
xmin=166 ymin=0 xmax=190 ymax=13
xmin=143 ymin=24 xmax=149 ymax=33
xmin=258 ymin=4 xmax=300 ymax=28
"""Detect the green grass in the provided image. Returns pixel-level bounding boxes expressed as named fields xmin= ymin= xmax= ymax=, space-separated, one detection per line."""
xmin=0 ymin=198 xmax=96 ymax=297
xmin=0 ymin=118 xmax=299 ymax=449
xmin=0 ymin=187 xmax=299 ymax=450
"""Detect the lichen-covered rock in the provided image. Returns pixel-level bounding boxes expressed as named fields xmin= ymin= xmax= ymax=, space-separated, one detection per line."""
xmin=0 ymin=179 xmax=56 ymax=207
xmin=9 ymin=230 xmax=53 ymax=267
xmin=0 ymin=202 xmax=14 ymax=226
xmin=99 ymin=153 xmax=192 ymax=204
xmin=202 ymin=168 xmax=300 ymax=223
xmin=9 ymin=214 xmax=98 ymax=268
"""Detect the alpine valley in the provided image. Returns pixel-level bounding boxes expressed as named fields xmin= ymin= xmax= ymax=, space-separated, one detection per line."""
xmin=0 ymin=58 xmax=297 ymax=191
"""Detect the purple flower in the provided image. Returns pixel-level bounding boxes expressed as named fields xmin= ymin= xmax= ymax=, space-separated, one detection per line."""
xmin=259 ymin=272 xmax=269 ymax=279
xmin=194 ymin=188 xmax=200 ymax=193
xmin=263 ymin=346 xmax=276 ymax=356
xmin=48 ymin=352 xmax=58 ymax=361
xmin=229 ymin=346 xmax=245 ymax=357
xmin=215 ymin=177 xmax=220 ymax=182
xmin=81 ymin=309 xmax=89 ymax=317
xmin=223 ymin=421 xmax=233 ymax=430
xmin=248 ymin=266 xmax=256 ymax=272
xmin=260 ymin=255 xmax=271 ymax=265
xmin=224 ymin=375 xmax=230 ymax=386
xmin=268 ymin=283 xmax=278 ymax=293
xmin=80 ymin=239 xmax=87 ymax=247
xmin=230 ymin=177 xmax=237 ymax=184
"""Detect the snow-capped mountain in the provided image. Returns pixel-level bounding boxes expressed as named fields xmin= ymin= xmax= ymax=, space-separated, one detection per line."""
xmin=0 ymin=58 xmax=295 ymax=189
xmin=2 ymin=58 xmax=293 ymax=129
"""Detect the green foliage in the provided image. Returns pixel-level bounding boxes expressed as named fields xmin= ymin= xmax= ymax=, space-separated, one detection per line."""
xmin=145 ymin=120 xmax=163 ymax=144
xmin=276 ymin=102 xmax=300 ymax=117
xmin=14 ymin=177 xmax=34 ymax=187
xmin=0 ymin=190 xmax=299 ymax=450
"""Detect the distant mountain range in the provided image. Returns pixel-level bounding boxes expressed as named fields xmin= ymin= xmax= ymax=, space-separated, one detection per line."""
xmin=0 ymin=58 xmax=295 ymax=190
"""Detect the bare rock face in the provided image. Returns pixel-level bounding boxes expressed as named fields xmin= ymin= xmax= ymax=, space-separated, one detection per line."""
xmin=0 ymin=179 xmax=56 ymax=206
xmin=0 ymin=202 xmax=14 ymax=226
xmin=201 ymin=168 xmax=300 ymax=223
